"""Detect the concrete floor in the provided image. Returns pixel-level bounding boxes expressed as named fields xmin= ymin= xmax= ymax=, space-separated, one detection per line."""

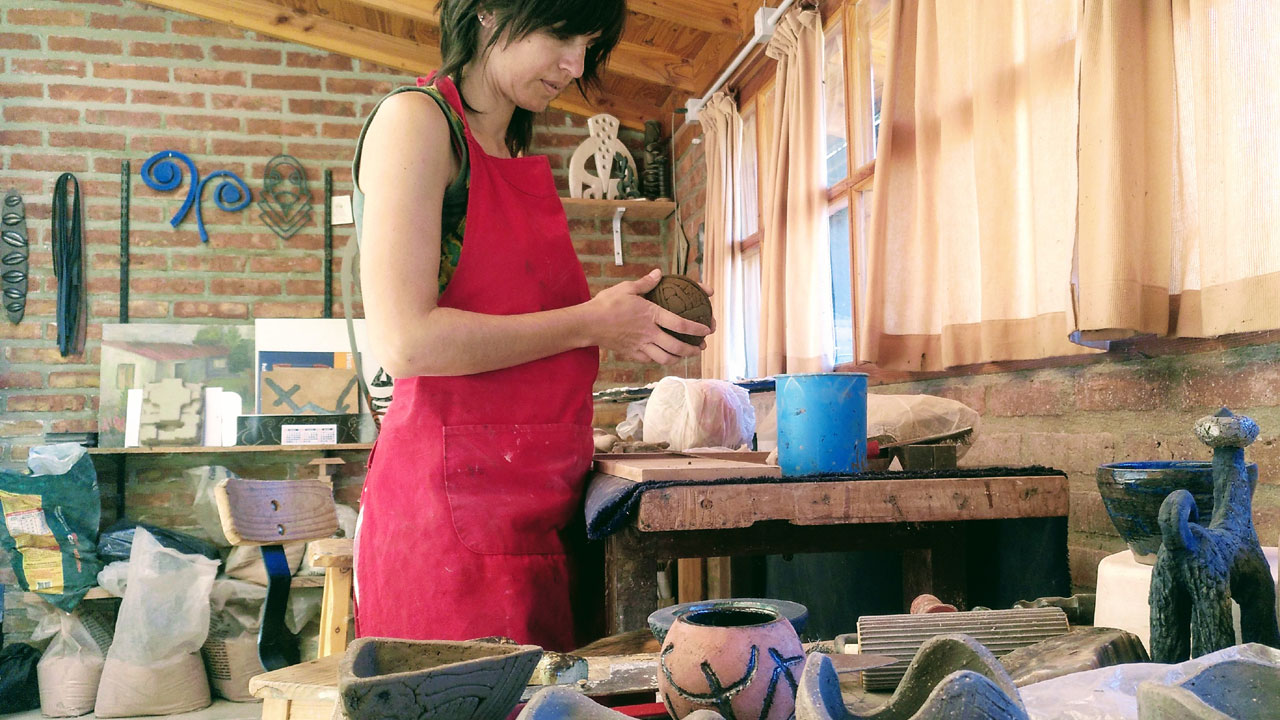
xmin=8 ymin=700 xmax=263 ymax=720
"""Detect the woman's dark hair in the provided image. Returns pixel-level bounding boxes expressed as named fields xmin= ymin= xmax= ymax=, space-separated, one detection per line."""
xmin=436 ymin=0 xmax=626 ymax=156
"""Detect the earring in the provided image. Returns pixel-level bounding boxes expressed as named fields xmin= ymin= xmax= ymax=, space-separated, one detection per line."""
xmin=477 ymin=11 xmax=493 ymax=27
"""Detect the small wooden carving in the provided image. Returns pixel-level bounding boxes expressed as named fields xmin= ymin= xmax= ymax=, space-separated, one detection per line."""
xmin=1149 ymin=408 xmax=1280 ymax=662
xmin=568 ymin=114 xmax=638 ymax=200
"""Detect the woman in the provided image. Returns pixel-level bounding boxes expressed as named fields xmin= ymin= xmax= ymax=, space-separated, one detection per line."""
xmin=351 ymin=0 xmax=711 ymax=651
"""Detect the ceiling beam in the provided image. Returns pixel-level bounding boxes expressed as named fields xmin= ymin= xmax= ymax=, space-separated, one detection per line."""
xmin=337 ymin=0 xmax=704 ymax=92
xmin=136 ymin=0 xmax=656 ymax=129
xmin=627 ymin=0 xmax=745 ymax=35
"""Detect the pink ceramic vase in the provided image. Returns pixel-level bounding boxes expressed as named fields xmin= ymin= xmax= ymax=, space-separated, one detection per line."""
xmin=658 ymin=605 xmax=805 ymax=720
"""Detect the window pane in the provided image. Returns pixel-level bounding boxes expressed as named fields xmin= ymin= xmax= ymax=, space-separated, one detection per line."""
xmin=859 ymin=0 xmax=892 ymax=156
xmin=740 ymin=106 xmax=760 ymax=241
xmin=742 ymin=245 xmax=762 ymax=379
xmin=824 ymin=20 xmax=849 ymax=186
xmin=828 ymin=204 xmax=853 ymax=364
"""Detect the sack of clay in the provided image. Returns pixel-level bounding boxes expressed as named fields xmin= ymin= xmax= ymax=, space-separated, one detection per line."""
xmin=201 ymin=579 xmax=267 ymax=702
xmin=224 ymin=542 xmax=306 ymax=585
xmin=33 ymin=608 xmax=107 ymax=717
xmin=643 ymin=376 xmax=755 ymax=451
xmin=95 ymin=527 xmax=219 ymax=717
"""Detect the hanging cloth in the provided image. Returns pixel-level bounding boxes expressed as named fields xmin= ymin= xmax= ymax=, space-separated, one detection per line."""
xmin=51 ymin=173 xmax=84 ymax=357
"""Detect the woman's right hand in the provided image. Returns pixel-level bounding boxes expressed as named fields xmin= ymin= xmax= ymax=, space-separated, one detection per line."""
xmin=583 ymin=269 xmax=711 ymax=365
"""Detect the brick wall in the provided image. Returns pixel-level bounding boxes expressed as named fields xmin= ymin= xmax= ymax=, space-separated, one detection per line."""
xmin=0 ymin=0 xmax=687 ymax=644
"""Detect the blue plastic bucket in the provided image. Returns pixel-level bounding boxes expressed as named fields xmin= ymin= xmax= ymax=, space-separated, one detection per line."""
xmin=776 ymin=372 xmax=868 ymax=476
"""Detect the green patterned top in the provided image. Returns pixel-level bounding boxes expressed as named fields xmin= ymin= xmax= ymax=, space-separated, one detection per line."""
xmin=352 ymin=85 xmax=469 ymax=295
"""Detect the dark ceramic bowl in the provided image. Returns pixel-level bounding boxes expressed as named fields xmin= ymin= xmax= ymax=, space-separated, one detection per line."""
xmin=1096 ymin=461 xmax=1257 ymax=564
xmin=647 ymin=597 xmax=809 ymax=643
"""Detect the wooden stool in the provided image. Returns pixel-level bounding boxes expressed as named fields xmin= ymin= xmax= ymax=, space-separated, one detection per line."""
xmin=250 ymin=653 xmax=341 ymax=720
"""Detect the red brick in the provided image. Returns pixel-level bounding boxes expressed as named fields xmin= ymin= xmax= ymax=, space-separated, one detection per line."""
xmin=325 ymin=77 xmax=394 ymax=95
xmin=210 ymin=277 xmax=283 ymax=295
xmin=48 ymin=372 xmax=99 ymax=389
xmin=170 ymin=19 xmax=245 ymax=39
xmin=173 ymin=68 xmax=245 ymax=87
xmin=927 ymin=384 xmax=987 ymax=414
xmin=131 ymin=41 xmax=204 ymax=60
xmin=0 ymin=372 xmax=43 ymax=389
xmin=7 ymin=9 xmax=85 ymax=25
xmin=285 ymin=142 xmax=352 ymax=161
xmin=247 ymin=118 xmax=318 ymax=137
xmin=10 ymin=58 xmax=84 ymax=76
xmin=279 ymin=234 xmax=324 ymax=251
xmin=9 ymin=154 xmax=88 ymax=173
xmin=289 ymin=98 xmax=357 ymax=118
xmin=603 ymin=263 xmax=659 ymax=279
xmin=6 ymin=347 xmax=95 ymax=364
xmin=48 ymin=36 xmax=122 ymax=54
xmin=0 ymin=32 xmax=40 ymax=50
xmin=0 ymin=421 xmax=44 ymax=438
xmin=128 ymin=229 xmax=201 ymax=248
xmin=286 ymin=52 xmax=352 ymax=71
xmin=285 ymin=279 xmax=324 ymax=295
xmin=212 ymin=93 xmax=282 ymax=112
xmin=49 ymin=84 xmax=126 ymax=103
xmin=171 ymin=254 xmax=247 ymax=272
xmin=50 ymin=418 xmax=98 ymax=433
xmin=4 ymin=106 xmax=78 ymax=124
xmin=985 ymin=375 xmax=1072 ymax=417
xmin=167 ymin=113 xmax=242 ymax=132
xmin=85 ymin=276 xmax=120 ymax=293
xmin=92 ymin=252 xmax=167 ymax=271
xmin=132 ymin=277 xmax=206 ymax=295
xmin=89 ymin=13 xmax=164 ymax=32
xmin=252 ymin=301 xmax=318 ymax=318
xmin=84 ymin=108 xmax=162 ymax=128
xmin=318 ymin=122 xmax=361 ymax=140
xmin=211 ymin=46 xmax=282 ymax=65
xmin=91 ymin=62 xmax=169 ymax=82
xmin=356 ymin=59 xmax=401 ymax=75
xmin=0 ymin=324 xmax=42 ymax=341
xmin=7 ymin=395 xmax=86 ymax=413
xmin=251 ymin=73 xmax=322 ymax=92
xmin=0 ymin=130 xmax=41 ymax=146
xmin=249 ymin=256 xmax=322 ymax=273
xmin=131 ymin=89 xmax=207 ymax=108
xmin=211 ymin=233 xmax=280 ymax=250
xmin=90 ymin=299 xmax=169 ymax=319
xmin=531 ymin=131 xmax=582 ymax=148
xmin=0 ymin=82 xmax=45 ymax=99
xmin=174 ymin=301 xmax=250 ymax=319
xmin=210 ymin=139 xmax=282 ymax=157
xmin=49 ymin=131 xmax=126 ymax=151
xmin=129 ymin=135 xmax=207 ymax=154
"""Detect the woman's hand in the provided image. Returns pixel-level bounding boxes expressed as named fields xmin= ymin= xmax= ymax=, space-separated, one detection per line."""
xmin=583 ymin=269 xmax=712 ymax=365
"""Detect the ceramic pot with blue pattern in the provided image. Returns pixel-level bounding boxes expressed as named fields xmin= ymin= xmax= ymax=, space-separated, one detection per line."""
xmin=658 ymin=604 xmax=805 ymax=720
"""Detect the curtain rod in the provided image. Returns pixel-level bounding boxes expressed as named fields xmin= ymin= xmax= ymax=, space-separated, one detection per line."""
xmin=685 ymin=0 xmax=800 ymax=122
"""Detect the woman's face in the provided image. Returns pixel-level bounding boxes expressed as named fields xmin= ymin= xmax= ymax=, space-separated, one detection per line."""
xmin=483 ymin=28 xmax=599 ymax=111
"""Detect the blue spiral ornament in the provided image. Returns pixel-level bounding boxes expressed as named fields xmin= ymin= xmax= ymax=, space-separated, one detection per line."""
xmin=196 ymin=170 xmax=252 ymax=243
xmin=140 ymin=150 xmax=251 ymax=243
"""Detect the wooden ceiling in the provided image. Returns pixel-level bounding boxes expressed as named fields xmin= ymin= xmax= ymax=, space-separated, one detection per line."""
xmin=138 ymin=0 xmax=783 ymax=130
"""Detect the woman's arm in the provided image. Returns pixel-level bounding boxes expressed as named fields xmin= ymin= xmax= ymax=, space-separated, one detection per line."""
xmin=358 ymin=93 xmax=708 ymax=378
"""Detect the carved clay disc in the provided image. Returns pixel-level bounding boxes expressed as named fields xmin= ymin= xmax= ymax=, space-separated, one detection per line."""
xmin=643 ymin=275 xmax=713 ymax=346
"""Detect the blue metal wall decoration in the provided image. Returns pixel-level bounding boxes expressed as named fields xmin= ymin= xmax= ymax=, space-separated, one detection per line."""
xmin=140 ymin=150 xmax=251 ymax=243
xmin=258 ymin=155 xmax=313 ymax=240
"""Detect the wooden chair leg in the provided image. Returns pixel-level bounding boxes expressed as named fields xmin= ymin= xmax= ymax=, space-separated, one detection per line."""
xmin=262 ymin=698 xmax=291 ymax=720
xmin=318 ymin=566 xmax=352 ymax=657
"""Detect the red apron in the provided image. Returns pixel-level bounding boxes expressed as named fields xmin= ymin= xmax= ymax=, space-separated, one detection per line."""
xmin=353 ymin=75 xmax=599 ymax=651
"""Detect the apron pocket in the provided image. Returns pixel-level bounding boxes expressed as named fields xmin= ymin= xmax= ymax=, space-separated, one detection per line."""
xmin=442 ymin=423 xmax=593 ymax=555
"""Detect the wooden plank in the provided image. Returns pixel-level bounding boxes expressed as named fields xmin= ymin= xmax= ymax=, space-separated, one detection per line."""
xmin=628 ymin=0 xmax=745 ymax=35
xmin=593 ymin=456 xmax=781 ymax=482
xmin=676 ymin=557 xmax=704 ymax=603
xmin=317 ymin=566 xmax=352 ymax=658
xmin=634 ymin=475 xmax=1069 ymax=532
xmin=215 ymin=478 xmax=339 ymax=545
xmin=87 ymin=443 xmax=372 ymax=455
xmin=250 ymin=653 xmax=341 ymax=701
xmin=561 ymin=198 xmax=675 ymax=220
xmin=308 ymin=538 xmax=353 ymax=568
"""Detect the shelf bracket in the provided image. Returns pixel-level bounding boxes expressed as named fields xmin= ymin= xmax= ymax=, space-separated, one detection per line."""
xmin=612 ymin=206 xmax=626 ymax=266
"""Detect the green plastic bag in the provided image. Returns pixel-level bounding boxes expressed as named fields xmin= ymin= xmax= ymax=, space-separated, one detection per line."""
xmin=0 ymin=450 xmax=102 ymax=612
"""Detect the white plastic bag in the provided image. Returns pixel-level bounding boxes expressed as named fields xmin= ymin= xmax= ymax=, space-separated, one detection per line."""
xmin=95 ymin=526 xmax=220 ymax=717
xmin=189 ymin=465 xmax=237 ymax=547
xmin=866 ymin=394 xmax=981 ymax=458
xmin=33 ymin=609 xmax=106 ymax=717
xmin=27 ymin=442 xmax=88 ymax=476
xmin=615 ymin=399 xmax=647 ymax=440
xmin=642 ymin=377 xmax=755 ymax=451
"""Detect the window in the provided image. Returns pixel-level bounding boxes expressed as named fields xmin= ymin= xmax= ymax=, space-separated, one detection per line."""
xmin=824 ymin=16 xmax=854 ymax=364
xmin=738 ymin=103 xmax=762 ymax=379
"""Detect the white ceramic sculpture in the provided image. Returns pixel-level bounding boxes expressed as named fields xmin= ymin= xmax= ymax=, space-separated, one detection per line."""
xmin=568 ymin=114 xmax=637 ymax=200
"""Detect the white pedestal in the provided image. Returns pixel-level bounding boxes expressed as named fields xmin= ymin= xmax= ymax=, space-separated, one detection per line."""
xmin=1094 ymin=546 xmax=1278 ymax=653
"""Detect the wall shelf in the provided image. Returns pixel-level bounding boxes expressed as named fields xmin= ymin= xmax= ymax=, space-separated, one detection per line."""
xmin=561 ymin=197 xmax=675 ymax=220
xmin=88 ymin=444 xmax=373 ymax=456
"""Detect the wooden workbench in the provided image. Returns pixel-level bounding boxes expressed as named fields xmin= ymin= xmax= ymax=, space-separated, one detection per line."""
xmin=594 ymin=459 xmax=1069 ymax=634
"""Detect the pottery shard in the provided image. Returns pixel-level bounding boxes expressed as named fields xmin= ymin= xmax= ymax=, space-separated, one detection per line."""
xmin=644 ymin=275 xmax=712 ymax=346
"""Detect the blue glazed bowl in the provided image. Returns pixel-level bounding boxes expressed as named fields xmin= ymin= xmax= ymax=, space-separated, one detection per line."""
xmin=1095 ymin=461 xmax=1257 ymax=563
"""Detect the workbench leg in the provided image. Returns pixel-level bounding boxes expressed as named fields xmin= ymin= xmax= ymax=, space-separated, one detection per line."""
xmin=318 ymin=566 xmax=352 ymax=658
xmin=604 ymin=528 xmax=660 ymax=634
xmin=262 ymin=698 xmax=291 ymax=720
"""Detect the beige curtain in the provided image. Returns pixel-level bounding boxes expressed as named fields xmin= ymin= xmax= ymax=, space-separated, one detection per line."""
xmin=1077 ymin=0 xmax=1280 ymax=339
xmin=699 ymin=93 xmax=748 ymax=379
xmin=858 ymin=0 xmax=1091 ymax=371
xmin=759 ymin=8 xmax=833 ymax=375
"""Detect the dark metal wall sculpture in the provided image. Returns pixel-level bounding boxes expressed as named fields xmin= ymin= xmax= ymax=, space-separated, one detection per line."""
xmin=641 ymin=120 xmax=671 ymax=200
xmin=51 ymin=173 xmax=85 ymax=356
xmin=141 ymin=150 xmax=251 ymax=243
xmin=2 ymin=190 xmax=29 ymax=324
xmin=323 ymin=168 xmax=333 ymax=319
xmin=258 ymin=155 xmax=313 ymax=240
xmin=120 ymin=160 xmax=130 ymax=324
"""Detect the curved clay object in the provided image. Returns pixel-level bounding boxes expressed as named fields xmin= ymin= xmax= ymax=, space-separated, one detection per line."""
xmin=2 ymin=190 xmax=29 ymax=324
xmin=339 ymin=637 xmax=541 ymax=720
xmin=643 ymin=275 xmax=713 ymax=345
xmin=517 ymin=686 xmax=725 ymax=720
xmin=795 ymin=634 xmax=1029 ymax=720
xmin=1137 ymin=655 xmax=1280 ymax=720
